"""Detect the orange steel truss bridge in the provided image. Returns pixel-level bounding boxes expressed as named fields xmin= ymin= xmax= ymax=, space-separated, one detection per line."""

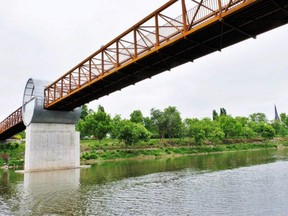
xmin=1 ymin=0 xmax=288 ymax=140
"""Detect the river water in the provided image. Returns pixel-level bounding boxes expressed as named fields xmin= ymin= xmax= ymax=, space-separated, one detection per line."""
xmin=1 ymin=148 xmax=288 ymax=215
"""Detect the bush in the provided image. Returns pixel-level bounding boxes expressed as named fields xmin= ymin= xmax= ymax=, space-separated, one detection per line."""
xmin=117 ymin=120 xmax=151 ymax=145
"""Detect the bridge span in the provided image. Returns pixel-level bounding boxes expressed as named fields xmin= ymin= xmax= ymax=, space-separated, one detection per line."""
xmin=1 ymin=0 xmax=288 ymax=139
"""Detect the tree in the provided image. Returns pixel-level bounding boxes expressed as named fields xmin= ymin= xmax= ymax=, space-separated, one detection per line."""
xmin=80 ymin=104 xmax=92 ymax=120
xmin=186 ymin=118 xmax=224 ymax=145
xmin=150 ymin=108 xmax=166 ymax=139
xmin=130 ymin=110 xmax=144 ymax=124
xmin=78 ymin=105 xmax=112 ymax=142
xmin=259 ymin=124 xmax=275 ymax=140
xmin=187 ymin=119 xmax=206 ymax=145
xmin=110 ymin=114 xmax=122 ymax=139
xmin=212 ymin=110 xmax=219 ymax=121
xmin=163 ymin=106 xmax=183 ymax=139
xmin=117 ymin=120 xmax=151 ymax=145
xmin=249 ymin=113 xmax=268 ymax=123
xmin=143 ymin=117 xmax=154 ymax=135
xmin=220 ymin=108 xmax=227 ymax=116
xmin=218 ymin=115 xmax=243 ymax=138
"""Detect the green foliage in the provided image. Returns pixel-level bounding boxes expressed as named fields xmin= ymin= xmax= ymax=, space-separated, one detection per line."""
xmin=77 ymin=105 xmax=112 ymax=142
xmin=150 ymin=106 xmax=184 ymax=139
xmin=163 ymin=106 xmax=184 ymax=139
xmin=0 ymin=142 xmax=25 ymax=166
xmin=110 ymin=114 xmax=122 ymax=139
xmin=259 ymin=124 xmax=275 ymax=140
xmin=80 ymin=141 xmax=279 ymax=162
xmin=130 ymin=110 xmax=144 ymax=124
xmin=80 ymin=104 xmax=92 ymax=120
xmin=186 ymin=118 xmax=224 ymax=145
xmin=220 ymin=108 xmax=227 ymax=116
xmin=212 ymin=110 xmax=219 ymax=121
xmin=249 ymin=113 xmax=268 ymax=123
xmin=77 ymin=105 xmax=288 ymax=149
xmin=218 ymin=115 xmax=243 ymax=138
xmin=150 ymin=108 xmax=166 ymax=138
xmin=117 ymin=120 xmax=151 ymax=145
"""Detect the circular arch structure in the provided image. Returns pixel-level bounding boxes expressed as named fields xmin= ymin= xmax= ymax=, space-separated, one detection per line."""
xmin=22 ymin=78 xmax=81 ymax=126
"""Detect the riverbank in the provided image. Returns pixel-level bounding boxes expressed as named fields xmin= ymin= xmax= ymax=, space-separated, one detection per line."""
xmin=1 ymin=139 xmax=288 ymax=168
xmin=80 ymin=139 xmax=288 ymax=164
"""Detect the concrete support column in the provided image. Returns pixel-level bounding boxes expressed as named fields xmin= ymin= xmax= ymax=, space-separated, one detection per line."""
xmin=22 ymin=78 xmax=82 ymax=171
xmin=25 ymin=123 xmax=80 ymax=171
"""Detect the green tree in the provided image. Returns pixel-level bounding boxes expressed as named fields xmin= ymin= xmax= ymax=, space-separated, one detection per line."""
xmin=110 ymin=114 xmax=122 ymax=139
xmin=218 ymin=115 xmax=243 ymax=138
xmin=280 ymin=113 xmax=288 ymax=126
xmin=80 ymin=104 xmax=92 ymax=120
xmin=259 ymin=124 xmax=275 ymax=140
xmin=186 ymin=118 xmax=224 ymax=145
xmin=79 ymin=105 xmax=112 ymax=142
xmin=150 ymin=108 xmax=166 ymax=139
xmin=117 ymin=120 xmax=151 ymax=145
xmin=143 ymin=117 xmax=154 ymax=135
xmin=163 ymin=106 xmax=183 ymax=139
xmin=76 ymin=119 xmax=88 ymax=138
xmin=130 ymin=110 xmax=144 ymax=124
xmin=187 ymin=119 xmax=206 ymax=145
xmin=212 ymin=110 xmax=219 ymax=121
xmin=220 ymin=108 xmax=227 ymax=116
xmin=249 ymin=113 xmax=268 ymax=123
xmin=279 ymin=113 xmax=288 ymax=137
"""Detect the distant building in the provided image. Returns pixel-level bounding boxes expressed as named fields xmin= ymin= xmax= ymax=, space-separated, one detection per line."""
xmin=274 ymin=104 xmax=280 ymax=121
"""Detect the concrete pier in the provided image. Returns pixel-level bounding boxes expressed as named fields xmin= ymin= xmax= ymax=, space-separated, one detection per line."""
xmin=22 ymin=78 xmax=81 ymax=172
xmin=24 ymin=123 xmax=80 ymax=171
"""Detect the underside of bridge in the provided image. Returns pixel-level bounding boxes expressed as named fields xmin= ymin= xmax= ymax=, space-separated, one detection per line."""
xmin=46 ymin=0 xmax=288 ymax=111
xmin=0 ymin=122 xmax=25 ymax=141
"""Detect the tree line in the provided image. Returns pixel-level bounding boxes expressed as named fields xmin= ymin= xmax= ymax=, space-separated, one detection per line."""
xmin=77 ymin=105 xmax=286 ymax=145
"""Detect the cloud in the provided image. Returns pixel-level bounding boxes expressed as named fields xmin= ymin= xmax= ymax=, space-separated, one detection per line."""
xmin=0 ymin=0 xmax=287 ymax=122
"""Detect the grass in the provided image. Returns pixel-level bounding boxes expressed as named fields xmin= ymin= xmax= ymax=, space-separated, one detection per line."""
xmin=80 ymin=139 xmax=281 ymax=163
xmin=1 ymin=138 xmax=286 ymax=167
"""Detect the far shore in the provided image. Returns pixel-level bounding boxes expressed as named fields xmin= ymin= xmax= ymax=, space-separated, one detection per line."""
xmin=1 ymin=139 xmax=288 ymax=169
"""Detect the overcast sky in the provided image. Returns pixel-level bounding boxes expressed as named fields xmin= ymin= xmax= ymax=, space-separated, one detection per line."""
xmin=0 ymin=0 xmax=288 ymax=122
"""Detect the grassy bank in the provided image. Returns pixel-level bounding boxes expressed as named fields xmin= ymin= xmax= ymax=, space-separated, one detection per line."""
xmin=80 ymin=138 xmax=288 ymax=164
xmin=1 ymin=139 xmax=288 ymax=167
xmin=0 ymin=142 xmax=25 ymax=167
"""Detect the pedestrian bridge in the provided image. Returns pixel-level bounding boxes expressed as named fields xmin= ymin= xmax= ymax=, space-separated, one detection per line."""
xmin=0 ymin=0 xmax=287 ymax=170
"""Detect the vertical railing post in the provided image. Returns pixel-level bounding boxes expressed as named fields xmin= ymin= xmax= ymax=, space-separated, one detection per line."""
xmin=69 ymin=73 xmax=72 ymax=93
xmin=116 ymin=40 xmax=120 ymax=67
xmin=181 ymin=0 xmax=188 ymax=32
xmin=78 ymin=67 xmax=81 ymax=88
xmin=61 ymin=79 xmax=63 ymax=98
xmin=218 ymin=0 xmax=222 ymax=20
xmin=89 ymin=59 xmax=92 ymax=83
xmin=53 ymin=83 xmax=56 ymax=101
xmin=101 ymin=51 xmax=104 ymax=75
xmin=155 ymin=13 xmax=160 ymax=47
xmin=134 ymin=29 xmax=138 ymax=58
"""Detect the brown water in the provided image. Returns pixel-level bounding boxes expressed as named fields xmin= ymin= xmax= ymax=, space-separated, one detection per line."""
xmin=1 ymin=148 xmax=288 ymax=215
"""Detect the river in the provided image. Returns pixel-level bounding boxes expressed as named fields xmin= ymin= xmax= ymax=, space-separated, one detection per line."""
xmin=1 ymin=148 xmax=288 ymax=215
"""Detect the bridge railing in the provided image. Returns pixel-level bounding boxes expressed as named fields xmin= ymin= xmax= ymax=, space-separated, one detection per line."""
xmin=44 ymin=0 xmax=251 ymax=109
xmin=0 ymin=107 xmax=23 ymax=135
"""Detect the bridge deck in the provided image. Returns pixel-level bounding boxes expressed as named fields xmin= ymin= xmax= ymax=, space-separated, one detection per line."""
xmin=0 ymin=107 xmax=25 ymax=140
xmin=44 ymin=0 xmax=288 ymax=111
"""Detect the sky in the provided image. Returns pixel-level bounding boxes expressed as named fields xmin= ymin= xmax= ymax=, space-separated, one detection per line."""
xmin=0 ymin=0 xmax=288 ymax=122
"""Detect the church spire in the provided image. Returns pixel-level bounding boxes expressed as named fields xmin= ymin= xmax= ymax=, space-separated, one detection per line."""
xmin=274 ymin=104 xmax=280 ymax=121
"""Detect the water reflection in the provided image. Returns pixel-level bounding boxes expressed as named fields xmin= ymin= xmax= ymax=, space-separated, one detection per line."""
xmin=81 ymin=148 xmax=284 ymax=186
xmin=19 ymin=169 xmax=80 ymax=215
xmin=1 ymin=148 xmax=288 ymax=215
